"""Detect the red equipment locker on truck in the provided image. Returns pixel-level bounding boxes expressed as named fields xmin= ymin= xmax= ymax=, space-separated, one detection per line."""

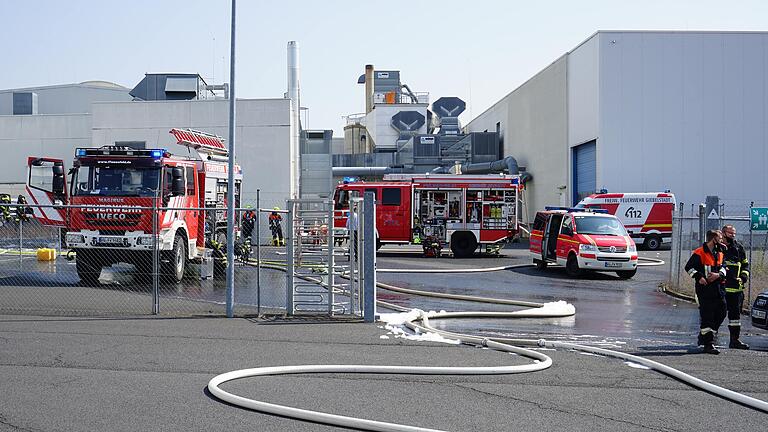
xmin=333 ymin=174 xmax=522 ymax=257
xmin=25 ymin=128 xmax=242 ymax=284
xmin=575 ymin=192 xmax=675 ymax=250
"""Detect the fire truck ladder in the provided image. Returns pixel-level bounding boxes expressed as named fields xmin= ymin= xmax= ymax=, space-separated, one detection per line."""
xmin=285 ymin=199 xmax=362 ymax=317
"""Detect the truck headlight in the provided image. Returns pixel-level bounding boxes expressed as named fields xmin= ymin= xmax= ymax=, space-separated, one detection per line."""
xmin=66 ymin=233 xmax=84 ymax=244
xmin=579 ymin=244 xmax=597 ymax=253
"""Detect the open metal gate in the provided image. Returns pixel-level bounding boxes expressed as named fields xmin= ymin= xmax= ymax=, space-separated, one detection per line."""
xmin=285 ymin=198 xmax=371 ymax=317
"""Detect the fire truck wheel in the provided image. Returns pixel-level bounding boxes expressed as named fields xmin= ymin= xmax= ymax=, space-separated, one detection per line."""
xmin=163 ymin=234 xmax=187 ymax=283
xmin=76 ymin=250 xmax=101 ymax=285
xmin=565 ymin=254 xmax=582 ymax=277
xmin=616 ymin=269 xmax=637 ymax=279
xmin=534 ymin=259 xmax=547 ymax=270
xmin=643 ymin=235 xmax=661 ymax=251
xmin=450 ymin=233 xmax=477 ymax=258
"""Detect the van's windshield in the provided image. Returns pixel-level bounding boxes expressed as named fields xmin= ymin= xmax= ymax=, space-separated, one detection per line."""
xmin=574 ymin=216 xmax=627 ymax=236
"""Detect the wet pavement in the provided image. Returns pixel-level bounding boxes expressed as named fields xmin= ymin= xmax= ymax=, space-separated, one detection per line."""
xmin=375 ymin=244 xmax=768 ymax=351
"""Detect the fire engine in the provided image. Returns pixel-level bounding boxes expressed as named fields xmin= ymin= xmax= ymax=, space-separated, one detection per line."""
xmin=25 ymin=128 xmax=242 ymax=284
xmin=575 ymin=192 xmax=676 ymax=250
xmin=333 ymin=174 xmax=522 ymax=257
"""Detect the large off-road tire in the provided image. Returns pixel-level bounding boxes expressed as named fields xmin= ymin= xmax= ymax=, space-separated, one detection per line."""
xmin=450 ymin=233 xmax=477 ymax=258
xmin=565 ymin=254 xmax=582 ymax=277
xmin=643 ymin=235 xmax=661 ymax=251
xmin=616 ymin=269 xmax=637 ymax=279
xmin=162 ymin=234 xmax=187 ymax=283
xmin=76 ymin=250 xmax=101 ymax=285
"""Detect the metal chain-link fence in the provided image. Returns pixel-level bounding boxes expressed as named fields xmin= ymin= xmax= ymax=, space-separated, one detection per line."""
xmin=668 ymin=203 xmax=765 ymax=307
xmin=0 ymin=203 xmax=294 ymax=317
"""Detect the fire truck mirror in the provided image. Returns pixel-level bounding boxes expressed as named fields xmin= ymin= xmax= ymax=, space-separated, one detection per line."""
xmin=171 ymin=167 xmax=185 ymax=196
xmin=52 ymin=165 xmax=65 ymax=196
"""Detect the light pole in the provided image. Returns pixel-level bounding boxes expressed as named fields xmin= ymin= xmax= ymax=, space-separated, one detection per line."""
xmin=226 ymin=0 xmax=237 ymax=318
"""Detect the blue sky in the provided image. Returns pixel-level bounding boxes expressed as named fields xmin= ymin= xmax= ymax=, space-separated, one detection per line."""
xmin=2 ymin=0 xmax=766 ymax=135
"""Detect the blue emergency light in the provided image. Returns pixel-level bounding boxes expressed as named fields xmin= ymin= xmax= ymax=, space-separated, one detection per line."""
xmin=76 ymin=148 xmax=87 ymax=157
xmin=150 ymin=149 xmax=164 ymax=159
xmin=342 ymin=176 xmax=358 ymax=184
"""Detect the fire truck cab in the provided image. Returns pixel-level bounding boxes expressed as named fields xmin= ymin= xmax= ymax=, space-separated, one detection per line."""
xmin=26 ymin=128 xmax=242 ymax=284
xmin=530 ymin=207 xmax=638 ymax=279
xmin=333 ymin=174 xmax=521 ymax=258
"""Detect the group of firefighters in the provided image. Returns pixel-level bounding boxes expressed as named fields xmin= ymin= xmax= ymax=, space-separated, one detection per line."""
xmin=0 ymin=194 xmax=31 ymax=224
xmin=240 ymin=206 xmax=284 ymax=246
xmin=685 ymin=224 xmax=751 ymax=354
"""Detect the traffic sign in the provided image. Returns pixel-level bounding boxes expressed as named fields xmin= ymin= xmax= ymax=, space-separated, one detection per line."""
xmin=751 ymin=207 xmax=768 ymax=231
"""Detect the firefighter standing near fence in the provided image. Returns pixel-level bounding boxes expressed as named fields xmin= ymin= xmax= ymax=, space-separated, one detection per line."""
xmin=684 ymin=229 xmax=728 ymax=355
xmin=721 ymin=224 xmax=750 ymax=349
xmin=241 ymin=206 xmax=256 ymax=243
xmin=269 ymin=207 xmax=284 ymax=246
xmin=0 ymin=194 xmax=12 ymax=223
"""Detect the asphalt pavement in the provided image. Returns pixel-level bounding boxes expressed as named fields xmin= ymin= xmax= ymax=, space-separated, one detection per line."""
xmin=1 ymin=244 xmax=767 ymax=431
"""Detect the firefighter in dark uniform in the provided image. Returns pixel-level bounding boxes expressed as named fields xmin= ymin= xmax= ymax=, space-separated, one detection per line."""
xmin=0 ymin=194 xmax=12 ymax=223
xmin=684 ymin=229 xmax=727 ymax=355
xmin=241 ymin=206 xmax=256 ymax=243
xmin=269 ymin=207 xmax=284 ymax=246
xmin=721 ymin=225 xmax=750 ymax=349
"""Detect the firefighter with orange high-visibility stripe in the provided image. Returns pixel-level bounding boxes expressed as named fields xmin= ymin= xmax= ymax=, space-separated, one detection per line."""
xmin=721 ymin=224 xmax=750 ymax=349
xmin=269 ymin=207 xmax=284 ymax=246
xmin=684 ymin=229 xmax=727 ymax=355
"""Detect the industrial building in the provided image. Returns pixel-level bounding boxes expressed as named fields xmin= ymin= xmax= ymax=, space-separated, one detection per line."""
xmin=465 ymin=31 xmax=768 ymax=220
xmin=0 ymin=71 xmax=299 ymax=207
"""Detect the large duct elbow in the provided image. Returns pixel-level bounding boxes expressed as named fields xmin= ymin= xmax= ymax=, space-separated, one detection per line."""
xmin=462 ymin=156 xmax=520 ymax=175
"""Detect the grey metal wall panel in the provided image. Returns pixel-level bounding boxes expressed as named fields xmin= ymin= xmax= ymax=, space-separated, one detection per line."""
xmin=598 ymin=32 xmax=768 ymax=212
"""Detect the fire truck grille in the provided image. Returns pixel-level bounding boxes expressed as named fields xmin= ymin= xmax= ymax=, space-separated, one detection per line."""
xmin=98 ymin=230 xmax=126 ymax=236
xmin=598 ymin=246 xmax=627 ymax=253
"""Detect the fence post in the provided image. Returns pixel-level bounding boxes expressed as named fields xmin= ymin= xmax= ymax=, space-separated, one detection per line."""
xmin=749 ymin=202 xmax=754 ymax=305
xmin=363 ymin=192 xmax=376 ymax=323
xmin=698 ymin=203 xmax=706 ymax=245
xmin=285 ymin=201 xmax=294 ymax=315
xmin=18 ymin=216 xmax=23 ymax=266
xmin=256 ymin=189 xmax=261 ymax=317
xmin=152 ymin=203 xmax=159 ymax=315
xmin=670 ymin=206 xmax=679 ymax=286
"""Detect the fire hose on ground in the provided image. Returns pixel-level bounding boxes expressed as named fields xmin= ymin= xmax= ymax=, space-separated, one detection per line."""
xmin=208 ymin=258 xmax=766 ymax=432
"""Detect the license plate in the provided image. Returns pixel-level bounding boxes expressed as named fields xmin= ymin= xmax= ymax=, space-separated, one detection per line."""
xmin=605 ymin=262 xmax=622 ymax=268
xmin=752 ymin=309 xmax=766 ymax=319
xmin=98 ymin=237 xmax=123 ymax=245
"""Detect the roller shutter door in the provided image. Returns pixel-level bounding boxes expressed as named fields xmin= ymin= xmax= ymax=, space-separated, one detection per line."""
xmin=572 ymin=140 xmax=596 ymax=205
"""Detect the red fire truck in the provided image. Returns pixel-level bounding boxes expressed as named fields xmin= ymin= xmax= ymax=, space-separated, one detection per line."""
xmin=333 ymin=174 xmax=522 ymax=257
xmin=25 ymin=129 xmax=242 ymax=284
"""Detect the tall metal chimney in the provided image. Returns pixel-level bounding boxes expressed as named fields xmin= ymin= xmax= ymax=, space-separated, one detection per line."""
xmin=364 ymin=64 xmax=374 ymax=114
xmin=287 ymin=41 xmax=301 ymax=198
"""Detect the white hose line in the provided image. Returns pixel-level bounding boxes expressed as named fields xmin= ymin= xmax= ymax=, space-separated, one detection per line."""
xmin=637 ymin=257 xmax=665 ymax=266
xmin=416 ymin=314 xmax=768 ymax=414
xmin=377 ymin=264 xmax=519 ymax=273
xmin=208 ymin=309 xmax=554 ymax=432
